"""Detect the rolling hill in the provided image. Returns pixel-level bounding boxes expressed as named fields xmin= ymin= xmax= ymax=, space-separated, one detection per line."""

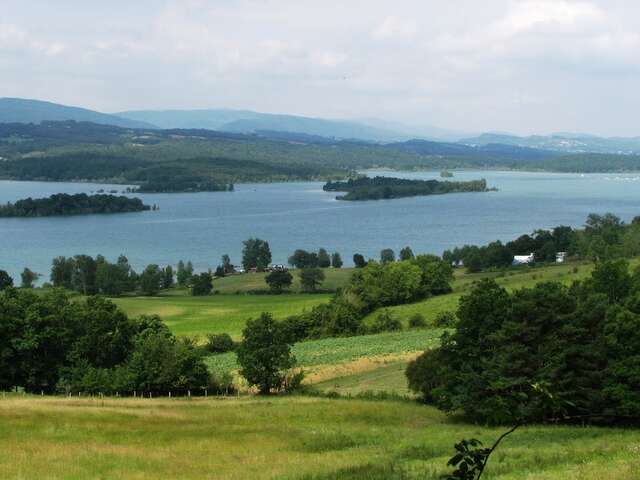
xmin=0 ymin=98 xmax=156 ymax=129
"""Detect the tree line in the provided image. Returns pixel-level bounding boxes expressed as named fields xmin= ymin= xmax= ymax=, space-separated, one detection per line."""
xmin=0 ymin=288 xmax=218 ymax=395
xmin=442 ymin=212 xmax=640 ymax=272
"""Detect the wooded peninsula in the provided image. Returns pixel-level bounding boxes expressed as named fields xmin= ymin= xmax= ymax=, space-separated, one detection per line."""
xmin=323 ymin=176 xmax=491 ymax=200
xmin=0 ymin=193 xmax=150 ymax=217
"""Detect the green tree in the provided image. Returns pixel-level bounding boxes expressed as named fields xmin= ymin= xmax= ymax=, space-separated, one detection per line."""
xmin=139 ymin=264 xmax=162 ymax=296
xmin=353 ymin=253 xmax=367 ymax=268
xmin=288 ymin=249 xmax=318 ymax=268
xmin=399 ymin=246 xmax=415 ymax=261
xmin=162 ymin=265 xmax=174 ymax=290
xmin=331 ymin=252 xmax=343 ymax=268
xmin=191 ymin=272 xmax=213 ymax=296
xmin=71 ymin=255 xmax=97 ymax=295
xmin=299 ymin=267 xmax=325 ymax=292
xmin=412 ymin=254 xmax=454 ymax=295
xmin=236 ymin=313 xmax=295 ymax=394
xmin=265 ymin=269 xmax=293 ymax=292
xmin=242 ymin=238 xmax=272 ymax=271
xmin=380 ymin=248 xmax=395 ymax=263
xmin=20 ymin=268 xmax=38 ymax=288
xmin=0 ymin=270 xmax=13 ymax=290
xmin=51 ymin=256 xmax=74 ymax=288
xmin=221 ymin=254 xmax=234 ymax=274
xmin=176 ymin=260 xmax=193 ymax=287
xmin=317 ymin=248 xmax=331 ymax=268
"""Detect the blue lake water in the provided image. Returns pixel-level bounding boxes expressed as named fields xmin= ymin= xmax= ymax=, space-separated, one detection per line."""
xmin=1 ymin=170 xmax=640 ymax=280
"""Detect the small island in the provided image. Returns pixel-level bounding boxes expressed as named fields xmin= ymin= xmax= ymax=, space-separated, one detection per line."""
xmin=323 ymin=176 xmax=492 ymax=201
xmin=0 ymin=193 xmax=151 ymax=217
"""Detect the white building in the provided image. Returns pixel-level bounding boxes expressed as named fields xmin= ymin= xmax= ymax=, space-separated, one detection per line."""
xmin=513 ymin=253 xmax=535 ymax=265
xmin=556 ymin=252 xmax=567 ymax=263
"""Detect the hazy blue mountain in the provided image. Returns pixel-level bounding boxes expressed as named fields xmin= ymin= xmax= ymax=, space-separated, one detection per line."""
xmin=117 ymin=108 xmax=412 ymax=142
xmin=356 ymin=118 xmax=474 ymax=141
xmin=0 ymin=98 xmax=155 ymax=129
xmin=461 ymin=132 xmax=640 ymax=154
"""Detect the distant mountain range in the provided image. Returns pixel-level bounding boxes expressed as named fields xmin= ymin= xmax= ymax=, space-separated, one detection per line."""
xmin=461 ymin=133 xmax=640 ymax=155
xmin=116 ymin=108 xmax=422 ymax=142
xmin=3 ymin=97 xmax=640 ymax=154
xmin=0 ymin=98 xmax=155 ymax=129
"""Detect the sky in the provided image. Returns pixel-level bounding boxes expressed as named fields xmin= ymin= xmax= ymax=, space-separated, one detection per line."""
xmin=2 ymin=0 xmax=640 ymax=136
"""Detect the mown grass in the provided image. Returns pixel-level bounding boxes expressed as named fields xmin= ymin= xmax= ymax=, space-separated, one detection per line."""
xmin=1 ymin=395 xmax=638 ymax=479
xmin=214 ymin=268 xmax=353 ymax=294
xmin=112 ymin=293 xmax=331 ymax=338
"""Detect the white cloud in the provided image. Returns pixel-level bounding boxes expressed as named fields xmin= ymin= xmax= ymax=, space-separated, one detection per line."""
xmin=373 ymin=16 xmax=418 ymax=39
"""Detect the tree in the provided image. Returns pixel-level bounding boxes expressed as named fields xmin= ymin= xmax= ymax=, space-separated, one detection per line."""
xmin=412 ymin=254 xmax=454 ymax=295
xmin=96 ymin=259 xmax=131 ymax=296
xmin=176 ymin=260 xmax=193 ymax=287
xmin=71 ymin=255 xmax=97 ymax=295
xmin=265 ymin=270 xmax=293 ymax=292
xmin=20 ymin=268 xmax=39 ymax=289
xmin=191 ymin=272 xmax=213 ymax=296
xmin=214 ymin=265 xmax=226 ymax=278
xmin=299 ymin=267 xmax=325 ymax=292
xmin=317 ymin=248 xmax=331 ymax=268
xmin=0 ymin=270 xmax=13 ymax=290
xmin=399 ymin=246 xmax=415 ymax=261
xmin=221 ymin=254 xmax=234 ymax=274
xmin=380 ymin=248 xmax=395 ymax=263
xmin=51 ymin=256 xmax=74 ymax=288
xmin=162 ymin=265 xmax=174 ymax=290
xmin=236 ymin=313 xmax=295 ymax=394
xmin=242 ymin=238 xmax=272 ymax=271
xmin=331 ymin=252 xmax=343 ymax=268
xmin=353 ymin=253 xmax=367 ymax=268
xmin=139 ymin=264 xmax=162 ymax=296
xmin=288 ymin=249 xmax=318 ymax=269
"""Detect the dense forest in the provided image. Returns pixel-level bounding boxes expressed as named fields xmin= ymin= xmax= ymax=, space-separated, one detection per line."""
xmin=0 ymin=193 xmax=150 ymax=217
xmin=323 ymin=176 xmax=490 ymax=200
xmin=1 ymin=122 xmax=640 ymax=193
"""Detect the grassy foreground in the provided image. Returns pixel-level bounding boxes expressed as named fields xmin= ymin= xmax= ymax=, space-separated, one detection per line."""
xmin=1 ymin=395 xmax=638 ymax=480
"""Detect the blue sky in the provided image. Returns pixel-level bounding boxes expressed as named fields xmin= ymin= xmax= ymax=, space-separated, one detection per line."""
xmin=2 ymin=0 xmax=640 ymax=136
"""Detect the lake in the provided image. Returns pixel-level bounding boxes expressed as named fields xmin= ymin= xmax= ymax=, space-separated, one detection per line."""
xmin=1 ymin=170 xmax=640 ymax=280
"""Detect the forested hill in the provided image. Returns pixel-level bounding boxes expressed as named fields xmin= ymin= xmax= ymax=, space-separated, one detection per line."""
xmin=0 ymin=193 xmax=150 ymax=217
xmin=323 ymin=176 xmax=491 ymax=201
xmin=1 ymin=121 xmax=640 ymax=192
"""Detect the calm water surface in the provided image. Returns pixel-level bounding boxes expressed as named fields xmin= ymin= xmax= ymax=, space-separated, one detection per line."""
xmin=1 ymin=170 xmax=640 ymax=279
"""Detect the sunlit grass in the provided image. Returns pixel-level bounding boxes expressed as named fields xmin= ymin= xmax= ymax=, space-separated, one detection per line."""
xmin=1 ymin=395 xmax=638 ymax=479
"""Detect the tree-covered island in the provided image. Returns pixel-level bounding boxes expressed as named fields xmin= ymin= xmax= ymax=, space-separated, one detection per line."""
xmin=0 ymin=193 xmax=151 ymax=217
xmin=323 ymin=176 xmax=492 ymax=201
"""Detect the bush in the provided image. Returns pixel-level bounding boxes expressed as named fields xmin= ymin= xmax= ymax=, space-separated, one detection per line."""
xmin=368 ymin=310 xmax=402 ymax=334
xmin=265 ymin=269 xmax=293 ymax=292
xmin=408 ymin=313 xmax=427 ymax=328
xmin=204 ymin=333 xmax=235 ymax=353
xmin=433 ymin=311 xmax=457 ymax=328
xmin=208 ymin=370 xmax=236 ymax=395
xmin=191 ymin=272 xmax=213 ymax=296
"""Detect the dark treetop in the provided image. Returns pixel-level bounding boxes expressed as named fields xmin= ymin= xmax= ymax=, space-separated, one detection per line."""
xmin=0 ymin=193 xmax=150 ymax=217
xmin=323 ymin=176 xmax=492 ymax=201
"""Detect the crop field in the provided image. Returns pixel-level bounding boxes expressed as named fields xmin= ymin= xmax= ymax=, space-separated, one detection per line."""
xmin=1 ymin=395 xmax=639 ymax=480
xmin=112 ymin=293 xmax=331 ymax=338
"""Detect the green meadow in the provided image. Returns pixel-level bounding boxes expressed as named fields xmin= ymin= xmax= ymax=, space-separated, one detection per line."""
xmin=112 ymin=292 xmax=331 ymax=338
xmin=1 ymin=395 xmax=639 ymax=480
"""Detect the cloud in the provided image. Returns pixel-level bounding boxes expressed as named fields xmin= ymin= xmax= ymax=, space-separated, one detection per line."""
xmin=3 ymin=0 xmax=640 ymax=136
xmin=373 ymin=16 xmax=418 ymax=39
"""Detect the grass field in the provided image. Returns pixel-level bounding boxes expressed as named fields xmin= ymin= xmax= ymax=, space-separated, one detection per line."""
xmin=112 ymin=293 xmax=331 ymax=338
xmin=214 ymin=268 xmax=354 ymax=294
xmin=1 ymin=395 xmax=639 ymax=480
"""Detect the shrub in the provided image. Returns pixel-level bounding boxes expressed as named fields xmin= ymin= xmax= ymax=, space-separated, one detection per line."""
xmin=433 ymin=311 xmax=457 ymax=328
xmin=369 ymin=310 xmax=402 ymax=334
xmin=265 ymin=269 xmax=293 ymax=292
xmin=204 ymin=333 xmax=235 ymax=353
xmin=408 ymin=313 xmax=427 ymax=328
